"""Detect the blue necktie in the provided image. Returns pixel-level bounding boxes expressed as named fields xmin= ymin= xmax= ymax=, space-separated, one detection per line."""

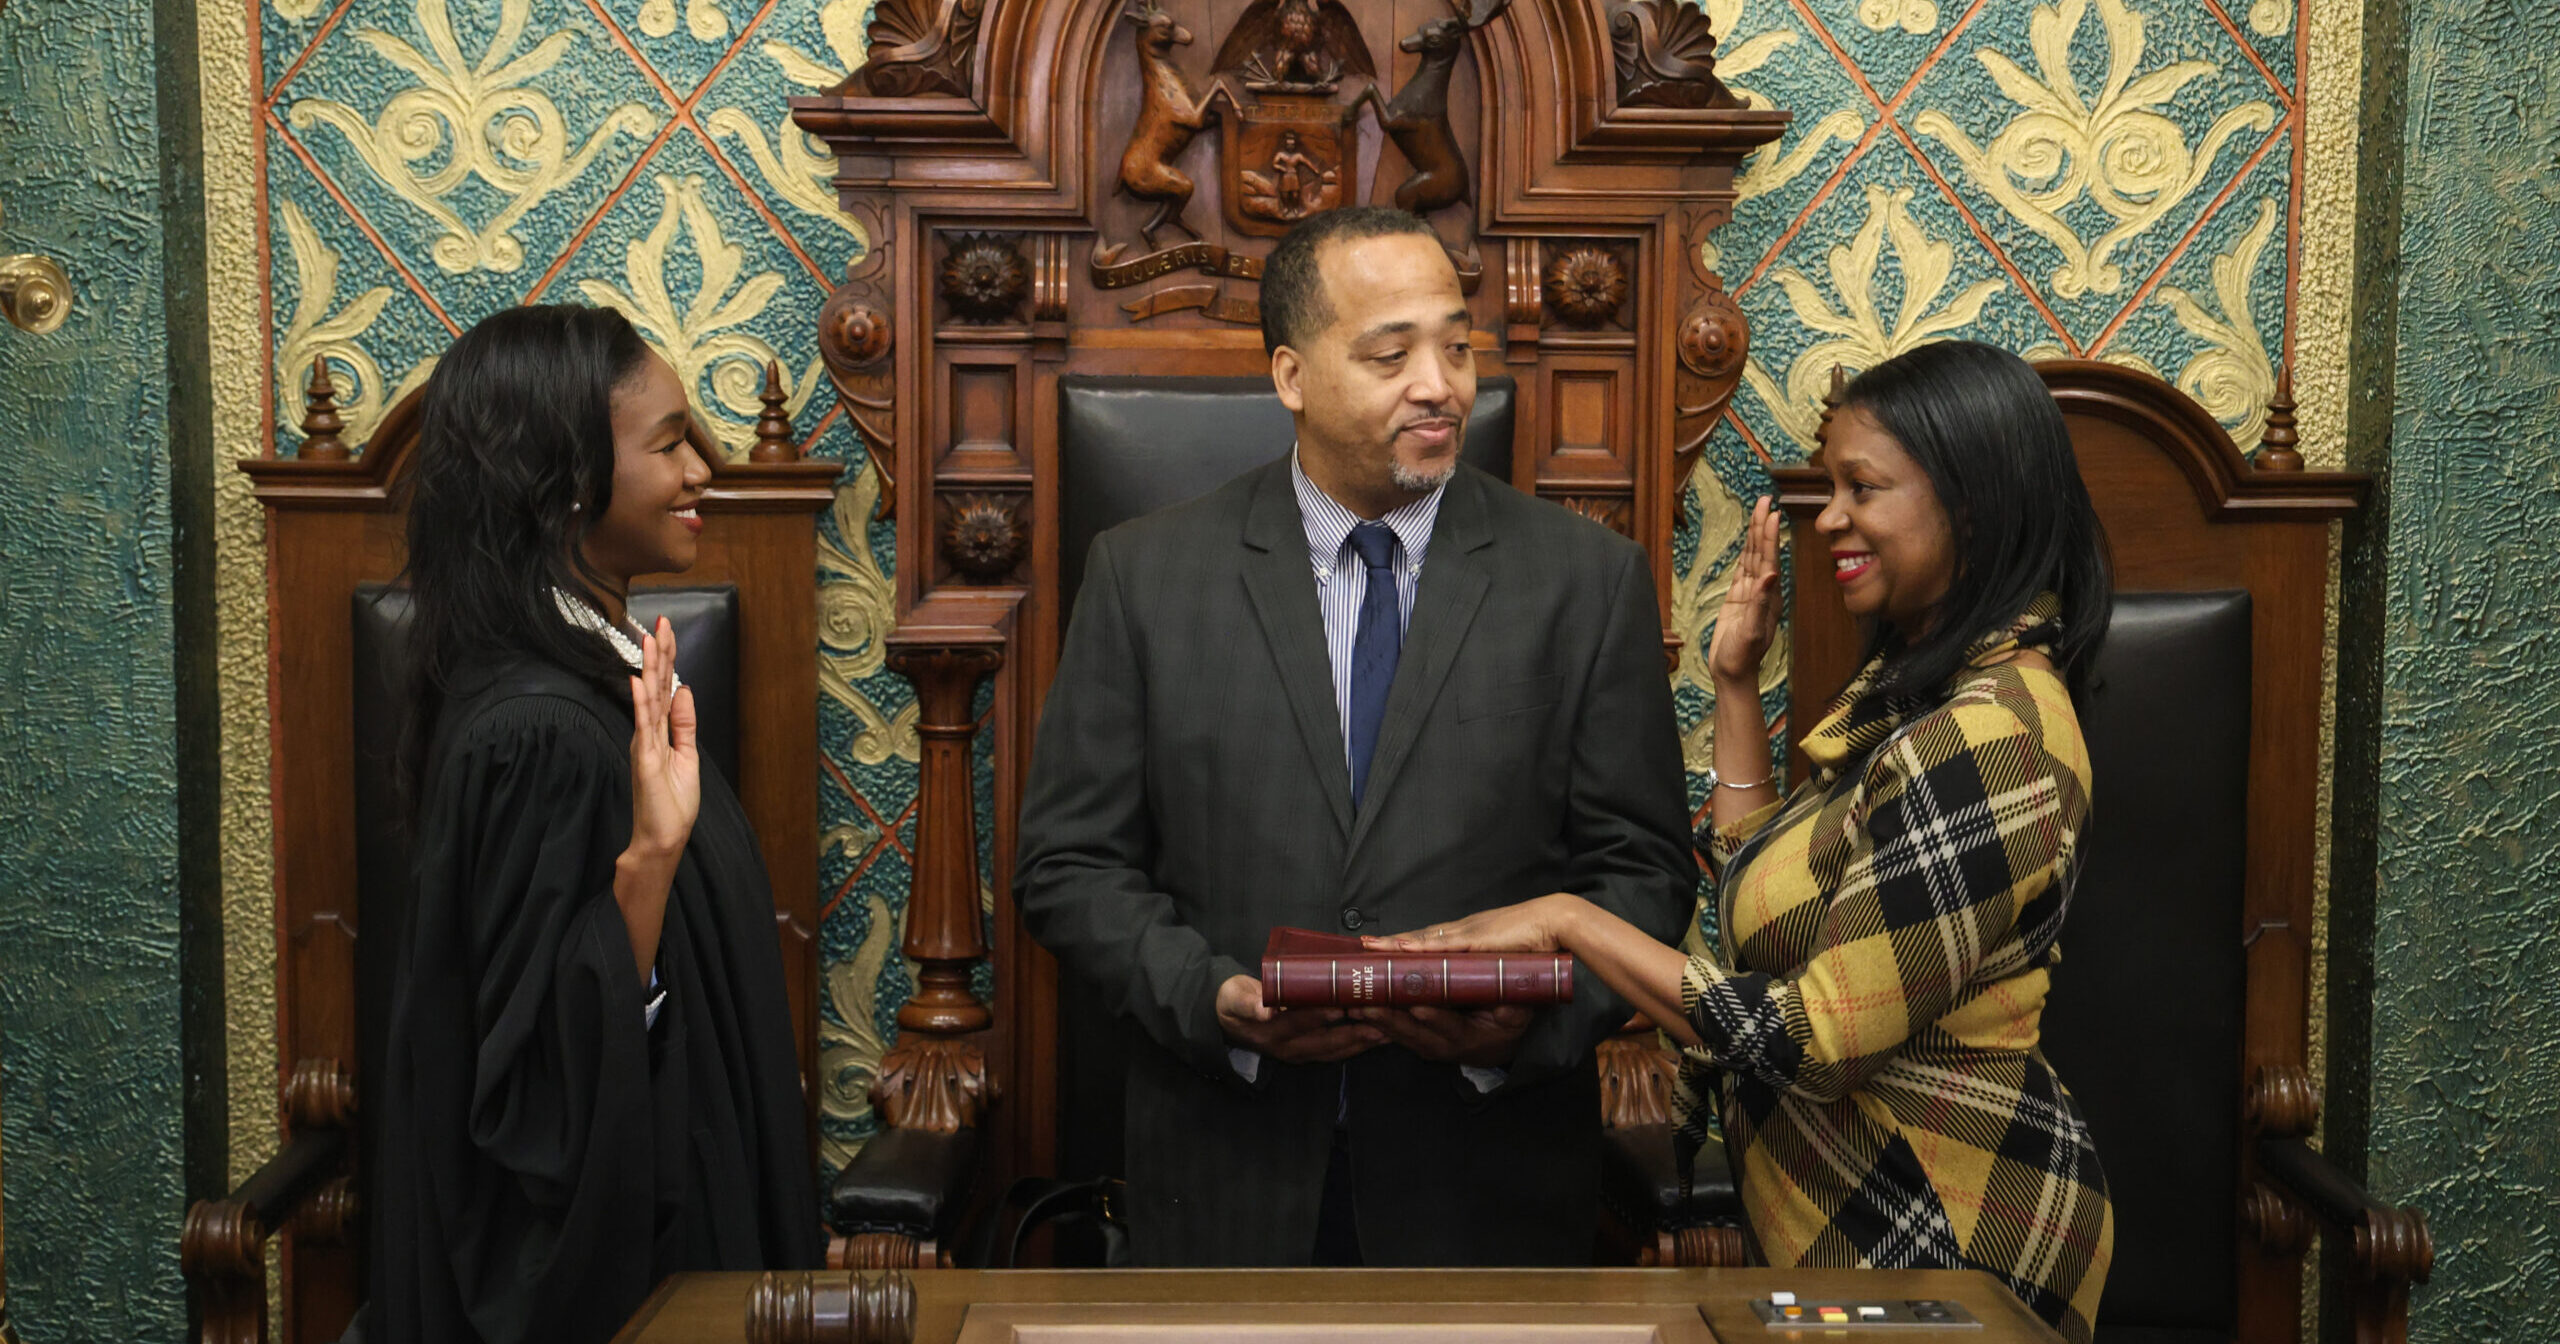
xmin=1346 ymin=521 xmax=1403 ymax=811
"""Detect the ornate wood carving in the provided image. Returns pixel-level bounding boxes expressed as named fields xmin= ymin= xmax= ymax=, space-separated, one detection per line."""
xmin=1544 ymin=245 xmax=1628 ymax=328
xmin=298 ymin=357 xmax=350 ymax=462
xmin=746 ymin=1269 xmax=918 ymax=1344
xmin=2246 ymin=1063 xmax=2322 ymax=1139
xmin=2257 ymin=367 xmax=2303 ymax=472
xmin=1595 ymin=1033 xmax=1678 ymax=1129
xmin=1347 ymin=0 xmax=1511 ymax=217
xmin=1561 ymin=495 xmax=1633 ymax=538
xmin=848 ymin=0 xmax=986 ymax=99
xmin=284 ymin=1057 xmax=356 ymax=1130
xmin=1643 ymin=1226 xmax=1749 ymax=1268
xmin=818 ymin=204 xmax=898 ymax=520
xmin=290 ymin=1178 xmax=359 ymax=1246
xmin=872 ymin=1034 xmax=997 ymax=1133
xmin=2241 ymin=1182 xmax=2315 ymax=1257
xmin=181 ymin=1199 xmax=270 ymax=1344
xmin=939 ymin=233 xmax=1030 ymax=324
xmin=1504 ymin=237 xmax=1543 ymax=361
xmin=752 ymin=360 xmax=801 ymax=464
xmin=1215 ymin=0 xmax=1375 ymax=93
xmin=1612 ymin=0 xmax=1735 ymax=110
xmin=1671 ymin=281 xmax=1749 ymax=486
xmin=1120 ymin=2 xmax=1219 ymax=249
xmin=937 ymin=491 xmax=1029 ymax=582
xmin=795 ymin=0 xmax=1791 ymax=1272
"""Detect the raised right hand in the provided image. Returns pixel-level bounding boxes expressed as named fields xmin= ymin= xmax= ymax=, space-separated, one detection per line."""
xmin=627 ymin=617 xmax=700 ymax=863
xmin=1706 ymin=496 xmax=1783 ymax=688
xmin=1216 ymin=974 xmax=1385 ymax=1064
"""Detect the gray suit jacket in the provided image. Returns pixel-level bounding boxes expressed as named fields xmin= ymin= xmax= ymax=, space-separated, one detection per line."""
xmin=1015 ymin=456 xmax=1696 ymax=1266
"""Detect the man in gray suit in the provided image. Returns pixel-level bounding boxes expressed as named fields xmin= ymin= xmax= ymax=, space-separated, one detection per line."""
xmin=1015 ymin=207 xmax=1695 ymax=1267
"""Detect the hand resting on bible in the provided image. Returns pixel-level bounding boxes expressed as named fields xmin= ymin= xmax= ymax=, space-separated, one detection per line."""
xmin=1216 ymin=974 xmax=1388 ymax=1063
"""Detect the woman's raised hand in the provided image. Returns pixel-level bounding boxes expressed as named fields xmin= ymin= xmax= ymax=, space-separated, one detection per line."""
xmin=627 ymin=617 xmax=701 ymax=863
xmin=1706 ymin=496 xmax=1784 ymax=689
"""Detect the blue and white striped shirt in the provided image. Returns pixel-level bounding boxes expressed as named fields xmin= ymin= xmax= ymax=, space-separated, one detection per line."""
xmin=1289 ymin=448 xmax=1445 ymax=767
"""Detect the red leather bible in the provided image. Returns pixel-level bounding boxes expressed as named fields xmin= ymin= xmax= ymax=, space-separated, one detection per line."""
xmin=1258 ymin=927 xmax=1574 ymax=1008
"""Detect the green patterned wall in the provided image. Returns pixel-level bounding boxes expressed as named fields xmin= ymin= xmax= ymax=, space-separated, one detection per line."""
xmin=230 ymin=0 xmax=2322 ymax=1173
xmin=2353 ymin=0 xmax=2560 ymax=1333
xmin=0 ymin=0 xmax=201 ymax=1335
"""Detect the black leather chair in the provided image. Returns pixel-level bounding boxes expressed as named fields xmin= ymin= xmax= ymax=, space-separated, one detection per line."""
xmin=825 ymin=375 xmax=1514 ymax=1264
xmin=346 ymin=583 xmax=743 ymax=1275
xmin=1603 ymin=591 xmax=2256 ymax=1340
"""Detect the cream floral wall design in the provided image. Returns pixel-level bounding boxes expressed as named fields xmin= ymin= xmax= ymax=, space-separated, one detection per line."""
xmin=250 ymin=0 xmax=908 ymax=1168
xmin=239 ymin=0 xmax=2317 ymax=1166
xmin=1680 ymin=0 xmax=2305 ymax=843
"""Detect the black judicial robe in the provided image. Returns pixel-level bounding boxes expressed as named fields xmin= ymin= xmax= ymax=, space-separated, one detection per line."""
xmin=366 ymin=658 xmax=819 ymax=1344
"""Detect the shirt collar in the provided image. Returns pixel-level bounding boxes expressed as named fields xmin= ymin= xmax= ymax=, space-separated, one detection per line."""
xmin=1289 ymin=445 xmax=1445 ymax=574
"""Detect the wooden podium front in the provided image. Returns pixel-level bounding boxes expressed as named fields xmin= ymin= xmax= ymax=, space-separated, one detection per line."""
xmin=613 ymin=1268 xmax=2063 ymax=1343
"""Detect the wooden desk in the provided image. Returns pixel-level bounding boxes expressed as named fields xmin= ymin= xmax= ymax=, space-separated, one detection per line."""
xmin=613 ymin=1268 xmax=2062 ymax=1344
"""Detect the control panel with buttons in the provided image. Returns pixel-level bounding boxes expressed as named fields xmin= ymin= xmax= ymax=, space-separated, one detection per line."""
xmin=1748 ymin=1295 xmax=1983 ymax=1329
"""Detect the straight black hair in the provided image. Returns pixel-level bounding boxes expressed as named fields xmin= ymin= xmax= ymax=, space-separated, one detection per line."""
xmin=1260 ymin=205 xmax=1441 ymax=355
xmin=396 ymin=304 xmax=655 ymax=808
xmin=1836 ymin=340 xmax=2113 ymax=709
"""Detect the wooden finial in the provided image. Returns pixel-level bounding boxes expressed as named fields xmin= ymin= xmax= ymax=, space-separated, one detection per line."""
xmin=750 ymin=359 xmax=798 ymax=463
xmin=299 ymin=356 xmax=349 ymax=461
xmin=1810 ymin=363 xmax=1848 ymax=465
xmin=2256 ymin=366 xmax=2302 ymax=472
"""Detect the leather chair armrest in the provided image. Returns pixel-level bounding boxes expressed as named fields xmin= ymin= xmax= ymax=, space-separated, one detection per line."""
xmin=2255 ymin=1136 xmax=2434 ymax=1344
xmin=826 ymin=1124 xmax=980 ymax=1241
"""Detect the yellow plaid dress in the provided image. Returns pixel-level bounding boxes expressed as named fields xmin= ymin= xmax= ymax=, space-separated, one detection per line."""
xmin=1679 ymin=599 xmax=2113 ymax=1342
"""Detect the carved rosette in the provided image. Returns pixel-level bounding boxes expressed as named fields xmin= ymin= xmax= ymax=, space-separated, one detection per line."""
xmin=937 ymin=492 xmax=1029 ymax=582
xmin=1671 ymin=282 xmax=1750 ymax=484
xmin=2353 ymin=1206 xmax=2435 ymax=1285
xmin=747 ymin=1269 xmax=918 ymax=1344
xmin=849 ymin=0 xmax=988 ymax=99
xmin=1543 ymin=246 xmax=1628 ymax=328
xmin=291 ymin=1178 xmax=360 ymax=1245
xmin=1612 ymin=0 xmax=1734 ymax=110
xmin=939 ymin=233 xmax=1029 ymax=323
xmin=871 ymin=1034 xmax=997 ymax=1133
xmin=820 ymin=290 xmax=893 ymax=373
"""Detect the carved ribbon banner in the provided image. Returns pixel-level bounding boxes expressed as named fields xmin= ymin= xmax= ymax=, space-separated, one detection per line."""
xmin=1089 ymin=240 xmax=1266 ymax=288
xmin=1120 ymin=283 xmax=1264 ymax=324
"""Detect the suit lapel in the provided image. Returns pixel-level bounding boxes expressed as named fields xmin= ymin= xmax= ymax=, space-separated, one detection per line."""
xmin=1239 ymin=464 xmax=1355 ymax=838
xmin=1346 ymin=467 xmax=1494 ymax=858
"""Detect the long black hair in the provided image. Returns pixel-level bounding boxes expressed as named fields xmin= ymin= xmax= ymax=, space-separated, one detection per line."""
xmin=1836 ymin=340 xmax=2113 ymax=709
xmin=397 ymin=304 xmax=655 ymax=805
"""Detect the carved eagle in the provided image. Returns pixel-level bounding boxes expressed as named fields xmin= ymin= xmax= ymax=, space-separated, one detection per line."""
xmin=1212 ymin=0 xmax=1377 ymax=91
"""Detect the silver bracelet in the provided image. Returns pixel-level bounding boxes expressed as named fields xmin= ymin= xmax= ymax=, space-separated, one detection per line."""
xmin=1705 ymin=765 xmax=1773 ymax=792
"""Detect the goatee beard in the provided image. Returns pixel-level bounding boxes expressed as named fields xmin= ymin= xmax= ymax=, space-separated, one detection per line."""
xmin=1389 ymin=455 xmax=1459 ymax=492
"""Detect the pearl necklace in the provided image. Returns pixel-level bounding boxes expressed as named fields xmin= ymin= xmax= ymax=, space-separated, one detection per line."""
xmin=553 ymin=588 xmax=681 ymax=689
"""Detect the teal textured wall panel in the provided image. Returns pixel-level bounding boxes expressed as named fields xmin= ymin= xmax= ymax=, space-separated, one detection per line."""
xmin=2372 ymin=0 xmax=2560 ymax=1334
xmin=0 ymin=0 xmax=190 ymax=1338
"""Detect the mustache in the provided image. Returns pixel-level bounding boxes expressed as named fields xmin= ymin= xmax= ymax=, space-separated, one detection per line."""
xmin=1395 ymin=410 xmax=1462 ymax=433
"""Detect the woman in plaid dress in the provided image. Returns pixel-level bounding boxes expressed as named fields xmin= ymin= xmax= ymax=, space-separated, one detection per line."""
xmin=1373 ymin=341 xmax=2115 ymax=1341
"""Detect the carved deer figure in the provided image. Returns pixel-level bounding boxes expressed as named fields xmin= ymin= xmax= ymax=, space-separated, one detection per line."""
xmin=1119 ymin=0 xmax=1218 ymax=248
xmin=1347 ymin=0 xmax=1510 ymax=216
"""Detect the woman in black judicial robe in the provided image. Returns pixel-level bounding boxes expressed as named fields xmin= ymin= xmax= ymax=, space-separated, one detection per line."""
xmin=365 ymin=305 xmax=819 ymax=1344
